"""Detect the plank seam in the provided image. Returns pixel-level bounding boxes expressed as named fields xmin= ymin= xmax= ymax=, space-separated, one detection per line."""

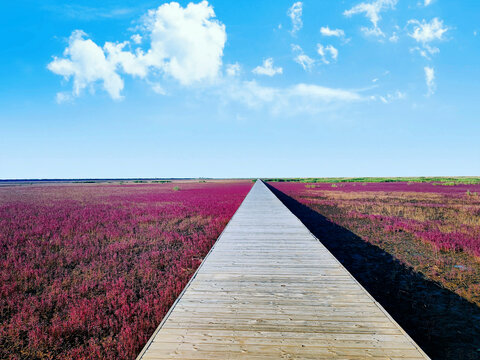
xmin=261 ymin=180 xmax=431 ymax=359
xmin=135 ymin=180 xmax=257 ymax=360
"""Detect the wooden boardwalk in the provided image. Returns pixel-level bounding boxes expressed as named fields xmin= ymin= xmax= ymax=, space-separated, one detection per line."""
xmin=137 ymin=180 xmax=429 ymax=359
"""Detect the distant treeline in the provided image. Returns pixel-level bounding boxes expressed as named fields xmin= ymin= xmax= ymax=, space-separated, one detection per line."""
xmin=263 ymin=177 xmax=480 ymax=185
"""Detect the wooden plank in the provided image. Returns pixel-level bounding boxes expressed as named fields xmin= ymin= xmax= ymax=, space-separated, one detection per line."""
xmin=136 ymin=180 xmax=430 ymax=359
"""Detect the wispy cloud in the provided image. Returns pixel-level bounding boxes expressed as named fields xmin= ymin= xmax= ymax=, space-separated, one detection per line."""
xmin=131 ymin=34 xmax=142 ymax=44
xmin=44 ymin=4 xmax=137 ymax=21
xmin=317 ymin=44 xmax=338 ymax=64
xmin=292 ymin=45 xmax=315 ymax=71
xmin=408 ymin=18 xmax=449 ymax=58
xmin=344 ymin=0 xmax=398 ymax=37
xmin=408 ymin=18 xmax=449 ymax=43
xmin=410 ymin=45 xmax=439 ymax=59
xmin=377 ymin=90 xmax=406 ymax=103
xmin=294 ymin=54 xmax=315 ymax=71
xmin=55 ymin=92 xmax=73 ymax=104
xmin=389 ymin=32 xmax=399 ymax=42
xmin=287 ymin=2 xmax=303 ymax=35
xmin=226 ymin=63 xmax=241 ymax=77
xmin=225 ymin=80 xmax=365 ymax=115
xmin=424 ymin=66 xmax=436 ymax=96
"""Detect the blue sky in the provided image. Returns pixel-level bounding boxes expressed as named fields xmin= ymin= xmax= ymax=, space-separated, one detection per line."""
xmin=1 ymin=0 xmax=479 ymax=179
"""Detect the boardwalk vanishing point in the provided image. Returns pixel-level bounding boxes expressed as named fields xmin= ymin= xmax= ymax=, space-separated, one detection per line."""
xmin=137 ymin=180 xmax=430 ymax=359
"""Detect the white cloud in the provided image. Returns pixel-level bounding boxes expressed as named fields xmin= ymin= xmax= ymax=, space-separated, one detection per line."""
xmin=292 ymin=45 xmax=315 ymax=71
xmin=131 ymin=34 xmax=142 ymax=44
xmin=320 ymin=26 xmax=345 ymax=37
xmin=408 ymin=18 xmax=449 ymax=44
xmin=408 ymin=18 xmax=448 ymax=59
xmin=140 ymin=1 xmax=226 ymax=85
xmin=227 ymin=81 xmax=403 ymax=113
xmin=252 ymin=58 xmax=283 ymax=76
xmin=424 ymin=66 xmax=436 ymax=96
xmin=317 ymin=44 xmax=338 ymax=64
xmin=150 ymin=82 xmax=167 ymax=95
xmin=48 ymin=30 xmax=125 ymax=99
xmin=291 ymin=83 xmax=361 ymax=102
xmin=226 ymin=80 xmax=364 ymax=114
xmin=227 ymin=81 xmax=279 ymax=108
xmin=294 ymin=55 xmax=315 ymax=71
xmin=378 ymin=90 xmax=406 ymax=103
xmin=424 ymin=0 xmax=433 ymax=6
xmin=344 ymin=0 xmax=398 ymax=37
xmin=410 ymin=44 xmax=439 ymax=59
xmin=287 ymin=2 xmax=303 ymax=35
xmin=226 ymin=63 xmax=241 ymax=77
xmin=389 ymin=32 xmax=399 ymax=42
xmin=327 ymin=46 xmax=338 ymax=60
xmin=45 ymin=4 xmax=135 ymax=21
xmin=48 ymin=1 xmax=227 ymax=100
xmin=103 ymin=41 xmax=149 ymax=78
xmin=55 ymin=92 xmax=73 ymax=104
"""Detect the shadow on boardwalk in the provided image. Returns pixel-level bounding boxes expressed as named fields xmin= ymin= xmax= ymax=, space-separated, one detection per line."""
xmin=266 ymin=184 xmax=480 ymax=360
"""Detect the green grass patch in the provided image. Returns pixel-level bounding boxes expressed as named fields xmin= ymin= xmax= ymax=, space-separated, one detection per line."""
xmin=263 ymin=177 xmax=480 ymax=185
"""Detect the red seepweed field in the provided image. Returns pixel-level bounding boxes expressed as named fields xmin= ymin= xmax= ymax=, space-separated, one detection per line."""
xmin=0 ymin=180 xmax=252 ymax=360
xmin=2 ymin=178 xmax=480 ymax=359
xmin=268 ymin=181 xmax=480 ymax=359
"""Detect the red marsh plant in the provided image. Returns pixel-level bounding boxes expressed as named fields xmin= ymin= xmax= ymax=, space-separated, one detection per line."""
xmin=0 ymin=181 xmax=251 ymax=360
xmin=269 ymin=181 xmax=480 ymax=304
xmin=269 ymin=181 xmax=480 ymax=359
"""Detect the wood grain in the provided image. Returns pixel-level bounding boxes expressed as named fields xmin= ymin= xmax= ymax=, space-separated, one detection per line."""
xmin=137 ymin=180 xmax=429 ymax=359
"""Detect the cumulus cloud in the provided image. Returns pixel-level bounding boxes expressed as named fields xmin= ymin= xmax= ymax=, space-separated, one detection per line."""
xmin=344 ymin=0 xmax=398 ymax=37
xmin=287 ymin=2 xmax=303 ymax=35
xmin=424 ymin=66 xmax=435 ymax=96
xmin=317 ymin=44 xmax=338 ymax=64
xmin=103 ymin=41 xmax=149 ymax=78
xmin=320 ymin=26 xmax=345 ymax=37
xmin=424 ymin=0 xmax=433 ymax=6
xmin=48 ymin=1 xmax=227 ymax=100
xmin=140 ymin=1 xmax=226 ymax=85
xmin=252 ymin=58 xmax=283 ymax=76
xmin=48 ymin=30 xmax=125 ymax=99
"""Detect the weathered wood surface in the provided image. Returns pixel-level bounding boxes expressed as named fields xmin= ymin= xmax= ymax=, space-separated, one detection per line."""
xmin=137 ymin=180 xmax=429 ymax=359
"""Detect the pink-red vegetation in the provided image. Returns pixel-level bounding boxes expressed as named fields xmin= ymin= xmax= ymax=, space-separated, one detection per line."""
xmin=0 ymin=181 xmax=251 ymax=360
xmin=269 ymin=181 xmax=480 ymax=359
xmin=270 ymin=181 xmax=480 ymax=304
